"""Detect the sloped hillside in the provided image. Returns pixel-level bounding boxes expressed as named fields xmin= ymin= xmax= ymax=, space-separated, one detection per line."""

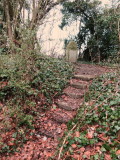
xmin=58 ymin=69 xmax=120 ymax=160
xmin=0 ymin=53 xmax=73 ymax=155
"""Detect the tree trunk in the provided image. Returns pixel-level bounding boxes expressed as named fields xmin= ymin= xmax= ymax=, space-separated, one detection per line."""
xmin=4 ymin=0 xmax=13 ymax=41
xmin=23 ymin=3 xmax=25 ymax=24
xmin=118 ymin=18 xmax=120 ymax=44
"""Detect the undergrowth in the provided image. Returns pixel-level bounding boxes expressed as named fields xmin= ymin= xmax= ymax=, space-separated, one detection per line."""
xmin=0 ymin=52 xmax=73 ymax=155
xmin=57 ymin=70 xmax=120 ymax=160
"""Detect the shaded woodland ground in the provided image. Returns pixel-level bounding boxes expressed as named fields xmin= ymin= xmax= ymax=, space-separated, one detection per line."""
xmin=0 ymin=62 xmax=120 ymax=160
xmin=0 ymin=0 xmax=120 ymax=159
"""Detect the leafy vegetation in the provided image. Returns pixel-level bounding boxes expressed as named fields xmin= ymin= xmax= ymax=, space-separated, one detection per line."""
xmin=57 ymin=70 xmax=120 ymax=159
xmin=0 ymin=0 xmax=74 ymax=155
xmin=0 ymin=51 xmax=73 ymax=154
xmin=0 ymin=0 xmax=120 ymax=158
xmin=0 ymin=0 xmax=66 ymax=55
xmin=60 ymin=0 xmax=120 ymax=62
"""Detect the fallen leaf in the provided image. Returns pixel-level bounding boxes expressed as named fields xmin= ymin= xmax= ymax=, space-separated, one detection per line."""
xmin=75 ymin=131 xmax=80 ymax=137
xmin=86 ymin=127 xmax=95 ymax=139
xmin=71 ymin=144 xmax=77 ymax=149
xmin=79 ymin=147 xmax=85 ymax=153
xmin=8 ymin=142 xmax=14 ymax=146
xmin=117 ymin=130 xmax=120 ymax=140
xmin=83 ymin=151 xmax=91 ymax=159
xmin=0 ymin=103 xmax=3 ymax=107
xmin=48 ymin=122 xmax=52 ymax=127
xmin=44 ymin=151 xmax=52 ymax=157
xmin=61 ymin=124 xmax=67 ymax=128
xmin=57 ymin=127 xmax=62 ymax=134
xmin=95 ymin=146 xmax=102 ymax=154
xmin=46 ymin=152 xmax=52 ymax=157
xmin=86 ymin=131 xmax=94 ymax=139
xmin=104 ymin=154 xmax=111 ymax=160
xmin=96 ymin=146 xmax=100 ymax=152
xmin=98 ymin=134 xmax=109 ymax=141
xmin=116 ymin=150 xmax=120 ymax=155
xmin=89 ymin=101 xmax=95 ymax=106
xmin=64 ymin=97 xmax=68 ymax=101
xmin=79 ymin=154 xmax=84 ymax=160
xmin=96 ymin=142 xmax=103 ymax=146
xmin=43 ymin=136 xmax=47 ymax=141
xmin=72 ymin=154 xmax=80 ymax=159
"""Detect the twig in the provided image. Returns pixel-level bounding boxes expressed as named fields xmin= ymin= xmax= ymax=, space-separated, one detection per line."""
xmin=57 ymin=123 xmax=78 ymax=160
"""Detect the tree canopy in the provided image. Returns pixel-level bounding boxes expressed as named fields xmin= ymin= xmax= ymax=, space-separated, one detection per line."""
xmin=60 ymin=0 xmax=120 ymax=62
xmin=0 ymin=0 xmax=66 ymax=54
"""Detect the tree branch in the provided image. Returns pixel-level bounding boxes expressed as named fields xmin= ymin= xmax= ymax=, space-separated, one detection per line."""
xmin=30 ymin=0 xmax=68 ymax=29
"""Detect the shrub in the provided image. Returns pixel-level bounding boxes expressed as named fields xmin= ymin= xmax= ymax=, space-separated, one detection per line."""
xmin=0 ymin=49 xmax=73 ymax=154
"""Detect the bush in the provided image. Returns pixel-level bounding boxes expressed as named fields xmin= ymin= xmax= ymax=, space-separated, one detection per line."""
xmin=0 ymin=53 xmax=73 ymax=104
xmin=0 ymin=50 xmax=73 ymax=154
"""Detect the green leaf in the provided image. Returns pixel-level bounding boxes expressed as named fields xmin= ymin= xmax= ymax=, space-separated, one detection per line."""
xmin=94 ymin=154 xmax=99 ymax=160
xmin=101 ymin=147 xmax=106 ymax=152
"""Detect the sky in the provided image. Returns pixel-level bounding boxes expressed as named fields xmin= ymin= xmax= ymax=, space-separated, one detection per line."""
xmin=38 ymin=0 xmax=111 ymax=57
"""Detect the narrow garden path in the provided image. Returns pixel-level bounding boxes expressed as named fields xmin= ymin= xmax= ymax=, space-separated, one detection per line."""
xmin=1 ymin=63 xmax=112 ymax=160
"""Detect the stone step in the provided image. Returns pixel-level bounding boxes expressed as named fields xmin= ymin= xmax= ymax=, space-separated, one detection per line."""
xmin=74 ymin=75 xmax=95 ymax=81
xmin=51 ymin=110 xmax=75 ymax=123
xmin=57 ymin=101 xmax=79 ymax=111
xmin=37 ymin=122 xmax=66 ymax=138
xmin=64 ymin=92 xmax=84 ymax=99
xmin=70 ymin=82 xmax=88 ymax=89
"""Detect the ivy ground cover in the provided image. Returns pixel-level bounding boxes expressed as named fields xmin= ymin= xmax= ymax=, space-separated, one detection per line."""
xmin=58 ymin=71 xmax=120 ymax=160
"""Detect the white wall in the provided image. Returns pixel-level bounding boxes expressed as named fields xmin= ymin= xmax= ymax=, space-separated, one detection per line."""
xmin=37 ymin=5 xmax=79 ymax=57
xmin=23 ymin=0 xmax=110 ymax=57
xmin=37 ymin=0 xmax=111 ymax=57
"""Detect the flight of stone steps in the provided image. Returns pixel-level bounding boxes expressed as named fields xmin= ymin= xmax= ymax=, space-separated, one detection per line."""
xmin=52 ymin=74 xmax=95 ymax=122
xmin=36 ymin=74 xmax=96 ymax=139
